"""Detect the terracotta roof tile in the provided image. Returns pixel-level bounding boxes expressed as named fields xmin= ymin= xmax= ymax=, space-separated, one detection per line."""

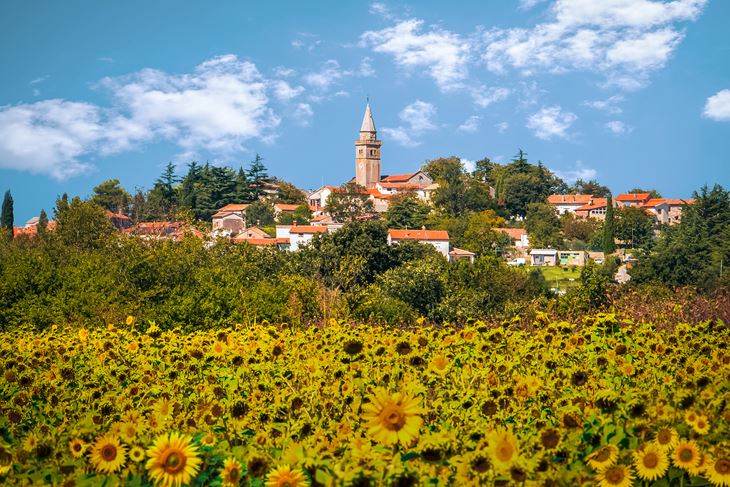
xmin=388 ymin=228 xmax=449 ymax=241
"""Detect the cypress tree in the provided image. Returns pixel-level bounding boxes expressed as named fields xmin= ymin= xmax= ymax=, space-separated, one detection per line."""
xmin=38 ymin=209 xmax=48 ymax=234
xmin=1 ymin=190 xmax=13 ymax=234
xmin=603 ymin=195 xmax=616 ymax=255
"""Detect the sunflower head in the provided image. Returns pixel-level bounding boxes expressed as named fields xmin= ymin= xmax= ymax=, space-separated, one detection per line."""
xmin=68 ymin=438 xmax=86 ymax=459
xmin=587 ymin=445 xmax=619 ymax=471
xmin=487 ymin=429 xmax=521 ymax=473
xmin=265 ymin=465 xmax=309 ymax=487
xmin=90 ymin=434 xmax=127 ymax=474
xmin=633 ymin=444 xmax=669 ymax=481
xmin=146 ymin=432 xmax=202 ymax=487
xmin=596 ymin=465 xmax=633 ymax=487
xmin=705 ymin=455 xmax=730 ymax=487
xmin=654 ymin=428 xmax=678 ymax=451
xmin=362 ymin=388 xmax=423 ymax=447
xmin=221 ymin=457 xmax=245 ymax=487
xmin=672 ymin=440 xmax=700 ymax=470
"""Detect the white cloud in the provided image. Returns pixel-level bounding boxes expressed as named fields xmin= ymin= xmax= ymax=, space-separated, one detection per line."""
xmin=293 ymin=103 xmax=314 ymax=126
xmin=360 ymin=19 xmax=471 ymax=91
xmin=553 ymin=161 xmax=597 ymax=182
xmin=496 ymin=121 xmax=509 ymax=133
xmin=369 ymin=2 xmax=394 ymax=20
xmin=271 ymin=80 xmax=304 ymax=101
xmin=303 ymin=60 xmax=346 ymax=91
xmin=526 ymin=105 xmax=577 ymax=140
xmin=483 ymin=0 xmax=706 ymax=89
xmin=606 ymin=120 xmax=630 ymax=134
xmin=359 ymin=57 xmax=376 ymax=77
xmin=458 ymin=115 xmax=480 ymax=133
xmin=703 ymin=89 xmax=730 ymax=121
xmin=98 ymin=57 xmax=114 ymax=63
xmin=0 ymin=100 xmax=101 ymax=179
xmin=273 ymin=66 xmax=296 ymax=77
xmin=30 ymin=75 xmax=49 ymax=85
xmin=291 ymin=33 xmax=321 ymax=52
xmin=382 ymin=99 xmax=437 ymax=147
xmin=583 ymin=94 xmax=624 ymax=114
xmin=470 ymin=85 xmax=511 ymax=108
xmin=519 ymin=0 xmax=549 ymax=10
xmin=461 ymin=158 xmax=476 ymax=172
xmin=0 ymin=55 xmax=291 ymax=179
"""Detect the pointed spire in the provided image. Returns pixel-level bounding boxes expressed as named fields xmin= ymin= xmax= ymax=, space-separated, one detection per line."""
xmin=360 ymin=101 xmax=376 ymax=132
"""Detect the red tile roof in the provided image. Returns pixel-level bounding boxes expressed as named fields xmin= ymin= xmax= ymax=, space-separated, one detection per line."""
xmin=547 ymin=194 xmax=593 ymax=204
xmin=381 ymin=173 xmax=416 ymax=182
xmin=449 ymin=247 xmax=475 ymax=256
xmin=495 ymin=227 xmax=527 ymax=240
xmin=377 ymin=182 xmax=428 ymax=189
xmin=616 ymin=193 xmax=651 ymax=202
xmin=575 ymin=198 xmax=609 ymax=211
xmin=274 ymin=203 xmax=300 ymax=212
xmin=290 ymin=225 xmax=328 ymax=234
xmin=217 ymin=203 xmax=250 ymax=212
xmin=388 ymin=228 xmax=449 ymax=241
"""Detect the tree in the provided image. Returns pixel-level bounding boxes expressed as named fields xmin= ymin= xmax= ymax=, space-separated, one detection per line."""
xmin=615 ymin=206 xmax=655 ymax=248
xmin=156 ymin=162 xmax=178 ymax=201
xmin=91 ymin=179 xmax=130 ymax=213
xmin=278 ymin=203 xmax=312 ymax=225
xmin=1 ymin=190 xmax=13 ymax=235
xmin=54 ymin=197 xmax=113 ymax=249
xmin=571 ymin=179 xmax=611 ymax=197
xmin=326 ymin=183 xmax=374 ymax=223
xmin=459 ymin=210 xmax=505 ymax=255
xmin=37 ymin=209 xmax=49 ymax=235
xmin=248 ymin=154 xmax=269 ymax=200
xmin=525 ymin=203 xmax=562 ymax=248
xmin=473 ymin=157 xmax=496 ymax=183
xmin=385 ymin=194 xmax=431 ymax=229
xmin=244 ymin=200 xmax=275 ymax=227
xmin=275 ymin=181 xmax=306 ymax=205
xmin=426 ymin=157 xmax=492 ymax=216
xmin=561 ymin=212 xmax=600 ymax=247
xmin=628 ymin=187 xmax=662 ymax=199
xmin=602 ymin=195 xmax=616 ymax=255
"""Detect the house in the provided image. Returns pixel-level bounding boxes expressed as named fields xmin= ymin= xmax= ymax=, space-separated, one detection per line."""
xmin=12 ymin=216 xmax=57 ymax=238
xmin=529 ymin=249 xmax=558 ymax=266
xmin=558 ymin=250 xmax=589 ymax=266
xmin=236 ymin=237 xmax=290 ymax=250
xmin=616 ymin=193 xmax=652 ymax=207
xmin=307 ymin=186 xmax=337 ymax=212
xmin=494 ymin=227 xmax=529 ymax=248
xmin=212 ymin=204 xmax=249 ymax=233
xmin=574 ymin=198 xmax=614 ymax=220
xmin=547 ymin=194 xmax=594 ymax=214
xmin=449 ymin=247 xmax=475 ymax=263
xmin=106 ymin=211 xmax=132 ymax=230
xmin=232 ymin=227 xmax=271 ymax=241
xmin=124 ymin=222 xmax=204 ymax=241
xmin=642 ymin=198 xmax=693 ymax=225
xmin=273 ymin=203 xmax=301 ymax=218
xmin=278 ymin=223 xmax=342 ymax=251
xmin=387 ymin=227 xmax=450 ymax=258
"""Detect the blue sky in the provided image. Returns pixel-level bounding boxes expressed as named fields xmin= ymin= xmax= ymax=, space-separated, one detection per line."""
xmin=1 ymin=0 xmax=729 ymax=223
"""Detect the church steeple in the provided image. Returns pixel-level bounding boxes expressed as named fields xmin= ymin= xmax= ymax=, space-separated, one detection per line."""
xmin=355 ymin=101 xmax=382 ymax=188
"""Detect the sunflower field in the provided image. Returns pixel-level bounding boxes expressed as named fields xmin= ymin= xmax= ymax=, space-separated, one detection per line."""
xmin=1 ymin=314 xmax=728 ymax=486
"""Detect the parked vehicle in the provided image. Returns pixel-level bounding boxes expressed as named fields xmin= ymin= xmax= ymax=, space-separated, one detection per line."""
xmin=507 ymin=258 xmax=526 ymax=267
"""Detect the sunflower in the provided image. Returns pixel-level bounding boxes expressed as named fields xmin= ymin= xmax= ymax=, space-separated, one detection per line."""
xmin=22 ymin=433 xmax=38 ymax=452
xmin=200 ymin=433 xmax=216 ymax=447
xmin=691 ymin=415 xmax=710 ymax=435
xmin=146 ymin=432 xmax=202 ymax=487
xmin=0 ymin=445 xmax=12 ymax=475
xmin=654 ymin=428 xmax=679 ymax=451
xmin=487 ymin=429 xmax=521 ymax=473
xmin=220 ymin=457 xmax=244 ymax=487
xmin=596 ymin=465 xmax=634 ymax=487
xmin=428 ymin=353 xmax=450 ymax=375
xmin=704 ymin=455 xmax=730 ymax=487
xmin=68 ymin=438 xmax=86 ymax=458
xmin=129 ymin=446 xmax=146 ymax=463
xmin=153 ymin=398 xmax=174 ymax=419
xmin=672 ymin=440 xmax=700 ymax=471
xmin=633 ymin=444 xmax=669 ymax=481
xmin=588 ymin=445 xmax=619 ymax=471
xmin=265 ymin=465 xmax=310 ymax=487
xmin=90 ymin=433 xmax=127 ymax=474
xmin=362 ymin=388 xmax=423 ymax=447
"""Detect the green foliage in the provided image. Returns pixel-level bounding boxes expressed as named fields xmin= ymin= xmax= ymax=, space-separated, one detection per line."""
xmin=278 ymin=203 xmax=312 ymax=225
xmin=525 ymin=202 xmax=562 ymax=248
xmin=385 ymin=194 xmax=431 ymax=229
xmin=325 ymin=182 xmax=374 ymax=223
xmin=91 ymin=179 xmax=130 ymax=213
xmin=37 ymin=209 xmax=48 ymax=235
xmin=615 ymin=206 xmax=655 ymax=248
xmin=602 ymin=195 xmax=616 ymax=255
xmin=245 ymin=200 xmax=275 ymax=226
xmin=54 ymin=197 xmax=114 ymax=250
xmin=1 ymin=190 xmax=13 ymax=233
xmin=628 ymin=187 xmax=662 ymax=198
xmin=634 ymin=184 xmax=730 ymax=290
xmin=425 ymin=157 xmax=492 ymax=216
xmin=378 ymin=256 xmax=446 ymax=315
xmin=275 ymin=181 xmax=307 ymax=204
xmin=571 ymin=179 xmax=611 ymax=197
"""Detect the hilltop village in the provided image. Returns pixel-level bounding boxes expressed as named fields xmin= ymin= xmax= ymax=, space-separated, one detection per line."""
xmin=10 ymin=103 xmax=694 ymax=277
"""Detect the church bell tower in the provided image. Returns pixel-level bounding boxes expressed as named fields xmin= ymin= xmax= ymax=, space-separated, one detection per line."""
xmin=355 ymin=101 xmax=381 ymax=188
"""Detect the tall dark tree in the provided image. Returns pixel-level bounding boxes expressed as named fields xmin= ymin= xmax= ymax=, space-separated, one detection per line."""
xmin=91 ymin=179 xmax=130 ymax=213
xmin=602 ymin=195 xmax=616 ymax=255
xmin=615 ymin=206 xmax=655 ymax=248
xmin=37 ymin=209 xmax=49 ymax=234
xmin=1 ymin=190 xmax=13 ymax=235
xmin=248 ymin=154 xmax=269 ymax=200
xmin=571 ymin=179 xmax=612 ymax=198
xmin=326 ymin=183 xmax=374 ymax=223
xmin=385 ymin=194 xmax=431 ymax=229
xmin=178 ymin=161 xmax=202 ymax=211
xmin=244 ymin=200 xmax=275 ymax=226
xmin=234 ymin=166 xmax=252 ymax=202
